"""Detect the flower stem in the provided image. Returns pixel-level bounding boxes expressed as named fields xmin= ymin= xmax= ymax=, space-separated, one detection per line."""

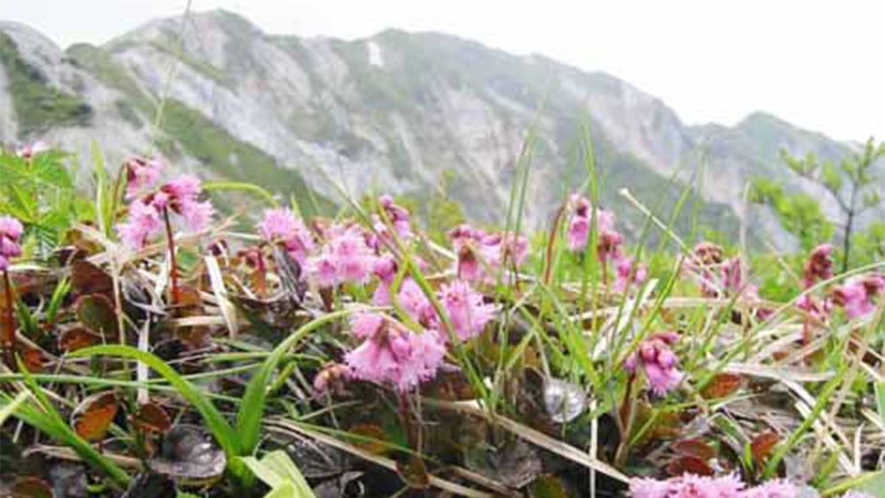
xmin=2 ymin=271 xmax=15 ymax=368
xmin=162 ymin=207 xmax=180 ymax=305
xmin=614 ymin=374 xmax=636 ymax=466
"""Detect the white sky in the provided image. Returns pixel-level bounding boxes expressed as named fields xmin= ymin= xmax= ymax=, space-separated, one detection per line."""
xmin=5 ymin=0 xmax=884 ymax=142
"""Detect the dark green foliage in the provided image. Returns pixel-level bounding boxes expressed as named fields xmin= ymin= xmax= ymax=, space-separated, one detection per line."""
xmin=0 ymin=32 xmax=92 ymax=138
xmin=0 ymin=149 xmax=93 ymax=254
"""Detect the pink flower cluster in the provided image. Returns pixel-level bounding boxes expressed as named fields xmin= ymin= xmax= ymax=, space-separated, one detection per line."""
xmin=375 ymin=194 xmax=413 ymax=240
xmin=308 ymin=224 xmax=378 ymax=287
xmin=125 ymin=157 xmax=163 ymax=199
xmin=624 ymin=332 xmax=683 ymax=396
xmin=438 ymin=280 xmax=498 ymax=341
xmin=630 ymin=473 xmax=871 ymax=498
xmin=566 ymin=194 xmax=622 ymax=260
xmin=348 ymin=248 xmax=495 ymax=390
xmin=449 ymin=224 xmax=528 ymax=283
xmin=832 ymin=273 xmax=885 ymax=320
xmin=117 ymin=166 xmax=214 ymax=249
xmin=803 ymin=244 xmax=834 ymax=288
xmin=344 ymin=313 xmax=446 ymax=392
xmin=684 ymin=243 xmax=765 ymax=307
xmin=373 ymin=272 xmax=496 ymax=341
xmin=0 ymin=216 xmax=24 ymax=271
xmin=794 ymin=244 xmax=836 ymax=324
xmin=567 ymin=194 xmax=648 ymax=291
xmin=615 ymin=257 xmax=650 ymax=293
xmin=257 ymin=208 xmax=315 ymax=265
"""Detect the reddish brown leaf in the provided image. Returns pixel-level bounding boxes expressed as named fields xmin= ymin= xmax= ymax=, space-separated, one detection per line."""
xmin=700 ymin=373 xmax=743 ymax=399
xmin=666 ymin=455 xmax=714 ymax=476
xmin=58 ymin=327 xmax=100 ymax=352
xmin=71 ymin=260 xmax=113 ymax=300
xmin=71 ymin=391 xmax=119 ymax=441
xmin=17 ymin=343 xmax=45 ymax=373
xmin=673 ymin=439 xmax=717 ymax=460
xmin=75 ymin=294 xmax=119 ymax=340
xmin=12 ymin=476 xmax=54 ymax=498
xmin=750 ymin=431 xmax=780 ymax=464
xmin=348 ymin=423 xmax=389 ymax=454
xmin=395 ymin=454 xmax=429 ymax=489
xmin=132 ymin=402 xmax=172 ymax=433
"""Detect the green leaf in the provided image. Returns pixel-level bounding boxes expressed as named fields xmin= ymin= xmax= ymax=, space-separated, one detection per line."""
xmin=2 ymin=369 xmax=130 ymax=487
xmin=265 ymin=482 xmax=298 ymax=498
xmin=235 ymin=309 xmax=360 ymax=456
xmin=0 ymin=390 xmax=30 ymax=424
xmin=203 ymin=181 xmax=278 ymax=207
xmin=240 ymin=451 xmax=315 ymax=498
xmin=876 ymin=382 xmax=885 ymax=428
xmin=70 ymin=346 xmax=237 ymax=460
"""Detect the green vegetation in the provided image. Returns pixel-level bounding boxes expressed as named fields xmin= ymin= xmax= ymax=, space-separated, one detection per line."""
xmin=0 ymin=148 xmax=93 ymax=254
xmin=0 ymin=141 xmax=883 ymax=498
xmin=0 ymin=32 xmax=92 ymax=138
xmin=751 ymin=137 xmax=885 ymax=269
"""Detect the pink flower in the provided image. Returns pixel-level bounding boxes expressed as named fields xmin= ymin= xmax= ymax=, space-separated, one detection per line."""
xmin=116 ymin=200 xmax=163 ymax=249
xmin=257 ymin=208 xmax=315 ymax=265
xmin=630 ymin=477 xmax=673 ymax=498
xmin=614 ymin=257 xmax=649 ymax=292
xmin=125 ymin=157 xmax=163 ymax=199
xmin=629 ymin=474 xmax=746 ymax=498
xmin=16 ymin=141 xmax=49 ymax=159
xmin=344 ymin=313 xmax=446 ymax=392
xmin=566 ymin=194 xmax=621 ymax=261
xmin=117 ymin=173 xmax=214 ymax=248
xmin=722 ymin=258 xmax=745 ymax=293
xmin=162 ymin=174 xmax=202 ymax=200
xmin=449 ymin=224 xmax=528 ymax=283
xmin=438 ymin=280 xmax=497 ymax=341
xmin=832 ymin=274 xmax=884 ymax=320
xmin=739 ymin=479 xmax=798 ymax=498
xmin=625 ymin=332 xmax=683 ymax=395
xmin=796 ymin=294 xmax=832 ymax=321
xmin=178 ymin=198 xmax=214 ymax=232
xmin=396 ymin=279 xmax=436 ymax=325
xmin=803 ymin=244 xmax=833 ymax=288
xmin=379 ymin=194 xmax=412 ymax=239
xmin=674 ymin=474 xmax=744 ymax=498
xmin=307 ymin=225 xmax=377 ymax=287
xmin=0 ymin=215 xmax=24 ymax=271
xmin=371 ymin=255 xmax=399 ymax=305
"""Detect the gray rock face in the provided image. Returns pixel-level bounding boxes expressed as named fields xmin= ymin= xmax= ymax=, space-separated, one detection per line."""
xmin=0 ymin=10 xmax=869 ymax=246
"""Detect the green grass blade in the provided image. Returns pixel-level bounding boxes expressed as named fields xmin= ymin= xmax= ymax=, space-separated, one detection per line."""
xmin=71 ymin=345 xmax=237 ymax=458
xmin=236 ymin=308 xmax=367 ymax=455
xmin=204 ymin=181 xmax=279 ymax=207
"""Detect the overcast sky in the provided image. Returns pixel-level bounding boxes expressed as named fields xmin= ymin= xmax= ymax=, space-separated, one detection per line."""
xmin=5 ymin=0 xmax=884 ymax=142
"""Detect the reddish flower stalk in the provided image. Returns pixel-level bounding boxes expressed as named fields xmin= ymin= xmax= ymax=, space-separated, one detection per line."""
xmin=162 ymin=207 xmax=181 ymax=305
xmin=2 ymin=271 xmax=14 ymax=368
xmin=0 ymin=215 xmax=23 ymax=367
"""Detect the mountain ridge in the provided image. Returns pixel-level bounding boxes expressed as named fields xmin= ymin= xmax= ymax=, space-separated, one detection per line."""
xmin=0 ymin=9 xmax=864 ymax=247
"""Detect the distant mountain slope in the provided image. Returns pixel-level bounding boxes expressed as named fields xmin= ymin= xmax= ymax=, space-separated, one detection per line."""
xmin=0 ymin=10 xmax=863 ymax=247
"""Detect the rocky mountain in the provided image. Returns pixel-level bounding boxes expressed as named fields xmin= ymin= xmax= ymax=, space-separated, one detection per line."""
xmin=0 ymin=10 xmax=862 ymax=247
